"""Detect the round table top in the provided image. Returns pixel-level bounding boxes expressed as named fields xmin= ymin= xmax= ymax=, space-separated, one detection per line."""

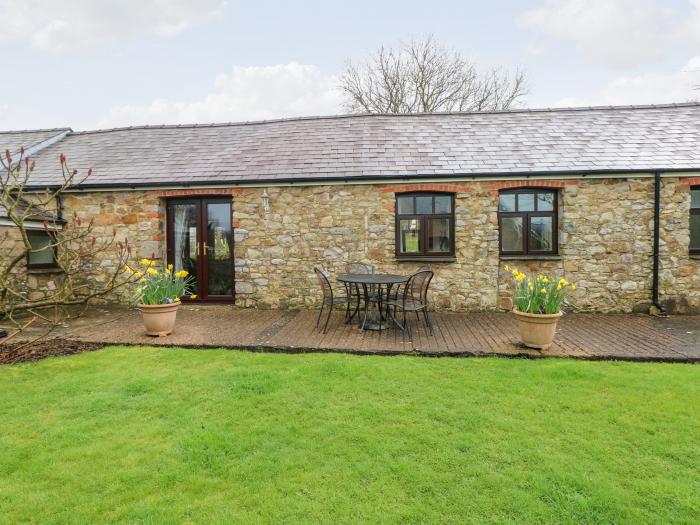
xmin=336 ymin=273 xmax=409 ymax=285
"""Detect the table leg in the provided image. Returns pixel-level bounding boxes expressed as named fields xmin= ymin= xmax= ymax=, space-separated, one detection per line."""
xmin=345 ymin=283 xmax=360 ymax=323
xmin=360 ymin=283 xmax=370 ymax=331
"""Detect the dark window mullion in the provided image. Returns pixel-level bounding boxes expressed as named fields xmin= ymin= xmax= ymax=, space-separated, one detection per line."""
xmin=420 ymin=215 xmax=432 ymax=255
xmin=691 ymin=205 xmax=700 ymax=254
xmin=524 ymin=212 xmax=530 ymax=254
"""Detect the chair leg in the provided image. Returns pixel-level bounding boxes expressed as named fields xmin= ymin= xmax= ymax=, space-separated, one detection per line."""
xmin=316 ymin=302 xmax=324 ymax=329
xmin=403 ymin=308 xmax=412 ymax=342
xmin=423 ymin=307 xmax=434 ymax=336
xmin=323 ymin=304 xmax=332 ymax=334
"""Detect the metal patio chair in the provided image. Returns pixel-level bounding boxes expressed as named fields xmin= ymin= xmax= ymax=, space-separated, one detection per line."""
xmin=385 ymin=267 xmax=434 ymax=340
xmin=344 ymin=262 xmax=374 ymax=275
xmin=344 ymin=261 xmax=376 ymax=301
xmin=314 ymin=267 xmax=357 ymax=333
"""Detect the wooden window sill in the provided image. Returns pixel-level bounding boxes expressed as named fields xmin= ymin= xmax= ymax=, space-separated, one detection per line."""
xmin=395 ymin=257 xmax=457 ymax=263
xmin=499 ymin=255 xmax=562 ymax=261
xmin=27 ymin=267 xmax=63 ymax=275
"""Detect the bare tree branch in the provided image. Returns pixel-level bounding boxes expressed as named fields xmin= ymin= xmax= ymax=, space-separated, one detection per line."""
xmin=340 ymin=35 xmax=528 ymax=113
xmin=0 ymin=150 xmax=137 ymax=340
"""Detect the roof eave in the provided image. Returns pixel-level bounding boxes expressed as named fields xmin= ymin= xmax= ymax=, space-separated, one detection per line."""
xmin=22 ymin=166 xmax=700 ymax=192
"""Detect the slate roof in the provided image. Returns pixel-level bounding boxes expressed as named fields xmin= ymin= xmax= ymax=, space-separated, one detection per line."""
xmin=15 ymin=103 xmax=700 ymax=189
xmin=0 ymin=128 xmax=71 ymax=158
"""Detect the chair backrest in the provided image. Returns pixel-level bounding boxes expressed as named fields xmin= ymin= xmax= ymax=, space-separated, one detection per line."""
xmin=404 ymin=268 xmax=433 ymax=304
xmin=345 ymin=262 xmax=374 ymax=275
xmin=314 ymin=267 xmax=333 ymax=303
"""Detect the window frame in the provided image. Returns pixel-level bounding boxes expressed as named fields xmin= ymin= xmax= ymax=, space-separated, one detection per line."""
xmin=394 ymin=192 xmax=456 ymax=259
xmin=26 ymin=229 xmax=59 ymax=270
xmin=498 ymin=188 xmax=559 ymax=256
xmin=691 ymin=186 xmax=700 ymax=255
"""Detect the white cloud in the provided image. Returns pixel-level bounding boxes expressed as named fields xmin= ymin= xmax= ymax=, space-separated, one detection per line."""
xmin=519 ymin=0 xmax=699 ymax=68
xmin=97 ymin=63 xmax=344 ymax=128
xmin=553 ymin=56 xmax=700 ymax=106
xmin=0 ymin=0 xmax=225 ymax=52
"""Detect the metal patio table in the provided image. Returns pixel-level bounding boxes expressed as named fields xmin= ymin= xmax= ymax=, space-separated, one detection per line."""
xmin=336 ymin=273 xmax=409 ymax=331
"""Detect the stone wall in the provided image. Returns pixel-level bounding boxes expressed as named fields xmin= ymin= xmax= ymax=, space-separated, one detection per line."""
xmin=232 ymin=178 xmax=687 ymax=313
xmin=659 ymin=176 xmax=700 ymax=313
xmin=11 ymin=175 xmax=700 ymax=313
xmin=0 ymin=225 xmax=60 ymax=303
xmin=1 ymin=191 xmax=166 ymax=306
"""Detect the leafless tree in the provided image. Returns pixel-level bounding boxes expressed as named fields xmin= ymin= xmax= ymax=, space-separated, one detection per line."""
xmin=340 ymin=35 xmax=527 ymax=114
xmin=0 ymin=150 xmax=135 ymax=341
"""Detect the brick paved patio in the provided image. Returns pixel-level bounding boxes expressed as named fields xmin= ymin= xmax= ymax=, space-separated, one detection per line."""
xmin=8 ymin=305 xmax=699 ymax=362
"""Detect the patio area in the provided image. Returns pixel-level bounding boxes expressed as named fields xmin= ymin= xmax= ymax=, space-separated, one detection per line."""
xmin=5 ymin=305 xmax=700 ymax=362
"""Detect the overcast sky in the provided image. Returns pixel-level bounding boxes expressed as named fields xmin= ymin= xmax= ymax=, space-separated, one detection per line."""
xmin=1 ymin=0 xmax=699 ymax=130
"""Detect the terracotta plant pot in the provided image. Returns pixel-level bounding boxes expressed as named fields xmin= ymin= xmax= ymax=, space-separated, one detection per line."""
xmin=512 ymin=309 xmax=563 ymax=350
xmin=137 ymin=302 xmax=180 ymax=336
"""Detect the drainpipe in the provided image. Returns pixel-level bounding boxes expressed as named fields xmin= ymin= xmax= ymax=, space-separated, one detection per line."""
xmin=651 ymin=171 xmax=666 ymax=315
xmin=56 ymin=193 xmax=64 ymax=223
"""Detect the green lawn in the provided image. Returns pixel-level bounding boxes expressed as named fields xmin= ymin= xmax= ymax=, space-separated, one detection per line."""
xmin=0 ymin=348 xmax=698 ymax=524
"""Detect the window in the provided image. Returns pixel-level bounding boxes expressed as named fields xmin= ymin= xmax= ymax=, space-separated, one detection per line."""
xmin=26 ymin=230 xmax=58 ymax=269
xmin=498 ymin=189 xmax=558 ymax=256
xmin=691 ymin=187 xmax=700 ymax=254
xmin=395 ymin=193 xmax=455 ymax=258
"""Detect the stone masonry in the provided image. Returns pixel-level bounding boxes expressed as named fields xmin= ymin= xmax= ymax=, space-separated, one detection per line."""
xmin=11 ymin=175 xmax=700 ymax=313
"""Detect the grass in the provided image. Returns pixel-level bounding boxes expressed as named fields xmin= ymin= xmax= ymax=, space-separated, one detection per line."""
xmin=0 ymin=347 xmax=698 ymax=524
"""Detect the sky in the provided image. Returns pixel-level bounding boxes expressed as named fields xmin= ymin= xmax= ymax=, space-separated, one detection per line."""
xmin=0 ymin=0 xmax=699 ymax=131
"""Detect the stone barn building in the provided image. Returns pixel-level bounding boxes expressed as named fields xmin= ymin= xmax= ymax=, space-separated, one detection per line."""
xmin=3 ymin=103 xmax=700 ymax=313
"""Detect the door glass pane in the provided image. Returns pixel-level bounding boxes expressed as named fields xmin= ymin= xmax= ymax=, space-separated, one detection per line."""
xmin=415 ymin=195 xmax=433 ymax=214
xmin=172 ymin=203 xmax=198 ymax=293
xmin=691 ymin=189 xmax=700 ymax=209
xmin=28 ymin=232 xmax=54 ymax=265
xmin=501 ymin=217 xmax=523 ymax=252
xmin=691 ymin=214 xmax=700 ymax=251
xmin=397 ymin=196 xmax=414 ymax=215
xmin=518 ymin=193 xmax=535 ymax=211
xmin=206 ymin=202 xmax=233 ymax=296
xmin=399 ymin=219 xmax=421 ymax=253
xmin=537 ymin=193 xmax=555 ymax=211
xmin=499 ymin=193 xmax=516 ymax=212
xmin=530 ymin=216 xmax=554 ymax=252
xmin=428 ymin=218 xmax=451 ymax=253
xmin=434 ymin=195 xmax=452 ymax=214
